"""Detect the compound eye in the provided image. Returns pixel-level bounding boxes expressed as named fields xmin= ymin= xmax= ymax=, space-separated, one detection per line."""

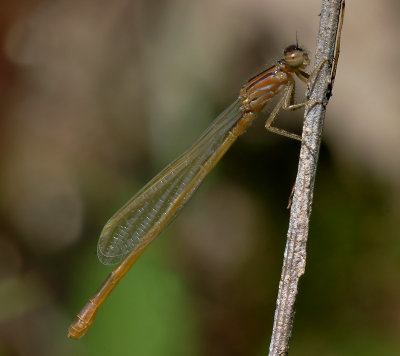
xmin=283 ymin=45 xmax=308 ymax=68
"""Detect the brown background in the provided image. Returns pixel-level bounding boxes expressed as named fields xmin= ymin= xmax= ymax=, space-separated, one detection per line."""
xmin=0 ymin=1 xmax=399 ymax=355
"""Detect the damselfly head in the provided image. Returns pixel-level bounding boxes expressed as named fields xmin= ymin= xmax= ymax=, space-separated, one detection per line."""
xmin=283 ymin=45 xmax=310 ymax=69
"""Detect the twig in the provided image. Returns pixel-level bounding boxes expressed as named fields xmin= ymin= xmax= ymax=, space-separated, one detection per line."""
xmin=268 ymin=1 xmax=345 ymax=355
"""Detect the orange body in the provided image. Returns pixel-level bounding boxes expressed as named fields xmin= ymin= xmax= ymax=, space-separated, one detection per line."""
xmin=68 ymin=44 xmax=311 ymax=339
xmin=240 ymin=60 xmax=296 ymax=114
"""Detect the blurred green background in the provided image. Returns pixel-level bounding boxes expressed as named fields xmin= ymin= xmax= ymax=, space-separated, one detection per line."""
xmin=0 ymin=0 xmax=399 ymax=355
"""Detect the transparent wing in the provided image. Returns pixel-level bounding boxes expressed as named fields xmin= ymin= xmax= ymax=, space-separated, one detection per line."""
xmin=97 ymin=98 xmax=245 ymax=265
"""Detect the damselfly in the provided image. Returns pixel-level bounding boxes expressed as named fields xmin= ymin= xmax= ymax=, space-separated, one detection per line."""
xmin=69 ymin=44 xmax=316 ymax=338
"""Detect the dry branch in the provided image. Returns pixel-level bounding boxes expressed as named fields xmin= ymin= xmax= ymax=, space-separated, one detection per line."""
xmin=268 ymin=1 xmax=345 ymax=355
